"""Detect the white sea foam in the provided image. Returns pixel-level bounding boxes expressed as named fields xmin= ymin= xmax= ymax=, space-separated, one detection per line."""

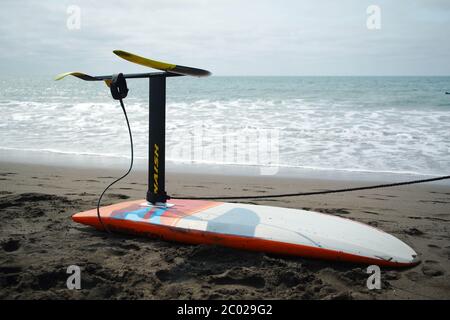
xmin=1 ymin=76 xmax=449 ymax=178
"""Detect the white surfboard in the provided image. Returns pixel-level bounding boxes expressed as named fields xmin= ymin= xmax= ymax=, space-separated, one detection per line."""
xmin=73 ymin=199 xmax=419 ymax=267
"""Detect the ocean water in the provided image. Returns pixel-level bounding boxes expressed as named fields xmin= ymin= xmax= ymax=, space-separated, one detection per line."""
xmin=1 ymin=76 xmax=449 ymax=180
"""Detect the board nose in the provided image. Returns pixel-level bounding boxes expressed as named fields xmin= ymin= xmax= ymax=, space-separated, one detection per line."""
xmin=410 ymin=254 xmax=421 ymax=266
xmin=72 ymin=210 xmax=103 ymax=230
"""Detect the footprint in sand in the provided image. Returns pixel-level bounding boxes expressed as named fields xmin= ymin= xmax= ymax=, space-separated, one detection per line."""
xmin=1 ymin=239 xmax=21 ymax=252
xmin=315 ymin=208 xmax=351 ymax=215
xmin=106 ymin=193 xmax=130 ymax=200
xmin=0 ymin=172 xmax=16 ymax=176
xmin=404 ymin=227 xmax=424 ymax=236
xmin=367 ymin=221 xmax=379 ymax=227
xmin=0 ymin=265 xmax=22 ymax=287
xmin=208 ymin=269 xmax=266 ymax=288
xmin=363 ymin=211 xmax=380 ymax=215
xmin=0 ymin=265 xmax=22 ymax=274
xmin=419 ymin=200 xmax=450 ymax=204
xmin=155 ymin=269 xmax=173 ymax=282
xmin=406 ymin=271 xmax=422 ymax=281
xmin=422 ymin=260 xmax=445 ymax=277
xmin=78 ymin=192 xmax=96 ymax=196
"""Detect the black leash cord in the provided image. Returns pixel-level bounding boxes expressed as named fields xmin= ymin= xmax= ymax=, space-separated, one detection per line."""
xmin=96 ymin=98 xmax=133 ymax=232
xmin=171 ymin=174 xmax=450 ymax=200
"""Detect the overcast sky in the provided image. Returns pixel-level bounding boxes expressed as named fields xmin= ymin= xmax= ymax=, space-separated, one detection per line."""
xmin=1 ymin=0 xmax=449 ymax=76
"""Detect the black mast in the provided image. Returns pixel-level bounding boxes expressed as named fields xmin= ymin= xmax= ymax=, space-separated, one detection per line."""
xmin=147 ymin=75 xmax=169 ymax=204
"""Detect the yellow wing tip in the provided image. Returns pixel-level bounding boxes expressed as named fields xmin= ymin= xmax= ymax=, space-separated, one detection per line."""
xmin=113 ymin=50 xmax=132 ymax=58
xmin=113 ymin=49 xmax=176 ymax=71
xmin=54 ymin=72 xmax=96 ymax=81
xmin=54 ymin=72 xmax=71 ymax=81
xmin=113 ymin=50 xmax=142 ymax=62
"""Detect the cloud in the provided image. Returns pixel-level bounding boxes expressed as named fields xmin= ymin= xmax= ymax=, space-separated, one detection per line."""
xmin=0 ymin=0 xmax=449 ymax=75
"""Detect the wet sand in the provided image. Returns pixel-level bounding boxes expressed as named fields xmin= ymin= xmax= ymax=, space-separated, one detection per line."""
xmin=0 ymin=161 xmax=449 ymax=299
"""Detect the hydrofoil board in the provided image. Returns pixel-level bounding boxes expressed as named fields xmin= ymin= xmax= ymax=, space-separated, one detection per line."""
xmin=72 ymin=199 xmax=419 ymax=267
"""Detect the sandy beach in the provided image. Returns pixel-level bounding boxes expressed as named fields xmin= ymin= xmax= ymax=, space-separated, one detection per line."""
xmin=0 ymin=161 xmax=449 ymax=300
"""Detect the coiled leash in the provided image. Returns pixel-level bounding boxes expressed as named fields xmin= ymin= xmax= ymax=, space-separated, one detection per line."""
xmin=96 ymin=73 xmax=133 ymax=233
